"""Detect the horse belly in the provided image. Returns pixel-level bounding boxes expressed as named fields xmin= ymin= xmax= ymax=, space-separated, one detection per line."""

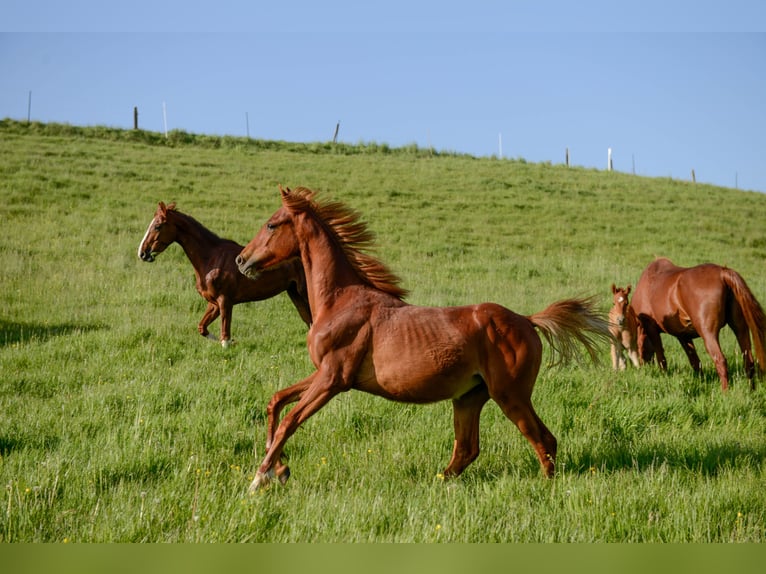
xmin=355 ymin=307 xmax=482 ymax=403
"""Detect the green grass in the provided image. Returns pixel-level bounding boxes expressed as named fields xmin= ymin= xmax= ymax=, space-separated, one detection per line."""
xmin=1 ymin=119 xmax=765 ymax=542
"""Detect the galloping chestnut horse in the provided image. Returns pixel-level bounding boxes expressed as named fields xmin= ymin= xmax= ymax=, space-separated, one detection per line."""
xmin=138 ymin=202 xmax=311 ymax=347
xmin=236 ymin=186 xmax=610 ymax=491
xmin=609 ymin=284 xmax=641 ymax=370
xmin=632 ymin=257 xmax=766 ymax=391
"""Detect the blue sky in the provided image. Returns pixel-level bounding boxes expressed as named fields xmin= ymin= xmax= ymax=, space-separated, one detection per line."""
xmin=3 ymin=2 xmax=765 ymax=192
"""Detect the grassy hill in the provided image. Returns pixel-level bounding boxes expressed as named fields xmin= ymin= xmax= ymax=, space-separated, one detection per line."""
xmin=1 ymin=119 xmax=765 ymax=541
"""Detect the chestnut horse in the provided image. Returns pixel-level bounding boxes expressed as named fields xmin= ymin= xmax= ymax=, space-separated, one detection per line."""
xmin=138 ymin=202 xmax=311 ymax=347
xmin=609 ymin=284 xmax=641 ymax=370
xmin=632 ymin=257 xmax=766 ymax=391
xmin=236 ymin=186 xmax=610 ymax=491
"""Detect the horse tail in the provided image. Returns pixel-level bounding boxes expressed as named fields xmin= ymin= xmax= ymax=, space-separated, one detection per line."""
xmin=528 ymin=297 xmax=612 ymax=366
xmin=722 ymin=268 xmax=766 ymax=373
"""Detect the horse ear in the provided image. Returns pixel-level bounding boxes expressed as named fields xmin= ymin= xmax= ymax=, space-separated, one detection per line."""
xmin=626 ymin=285 xmax=632 ymax=294
xmin=611 ymin=283 xmax=617 ymax=294
xmin=167 ymin=202 xmax=176 ymax=211
xmin=158 ymin=201 xmax=167 ymax=213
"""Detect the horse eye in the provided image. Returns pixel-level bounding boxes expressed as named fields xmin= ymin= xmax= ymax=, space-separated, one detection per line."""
xmin=267 ymin=222 xmax=277 ymax=231
xmin=154 ymin=225 xmax=162 ymax=231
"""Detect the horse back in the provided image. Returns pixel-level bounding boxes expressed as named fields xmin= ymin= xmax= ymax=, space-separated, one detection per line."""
xmin=633 ymin=259 xmax=729 ymax=335
xmin=350 ymin=302 xmax=540 ymax=403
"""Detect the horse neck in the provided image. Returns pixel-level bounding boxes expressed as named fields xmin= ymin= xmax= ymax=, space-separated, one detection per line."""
xmin=296 ymin=215 xmax=366 ymax=315
xmin=170 ymin=212 xmax=222 ymax=271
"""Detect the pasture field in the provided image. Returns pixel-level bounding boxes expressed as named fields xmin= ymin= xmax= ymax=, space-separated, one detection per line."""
xmin=1 ymin=120 xmax=765 ymax=542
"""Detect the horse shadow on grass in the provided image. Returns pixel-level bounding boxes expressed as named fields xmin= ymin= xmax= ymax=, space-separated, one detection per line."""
xmin=0 ymin=319 xmax=106 ymax=347
xmin=564 ymin=438 xmax=766 ymax=477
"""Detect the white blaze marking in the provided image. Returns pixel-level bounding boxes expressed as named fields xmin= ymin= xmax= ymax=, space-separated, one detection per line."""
xmin=138 ymin=218 xmax=156 ymax=259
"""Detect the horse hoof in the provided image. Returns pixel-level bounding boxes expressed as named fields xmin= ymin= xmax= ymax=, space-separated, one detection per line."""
xmin=221 ymin=339 xmax=232 ymax=349
xmin=248 ymin=470 xmax=273 ymax=493
xmin=278 ymin=466 xmax=291 ymax=485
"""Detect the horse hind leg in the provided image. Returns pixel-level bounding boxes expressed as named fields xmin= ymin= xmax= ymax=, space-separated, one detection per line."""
xmin=443 ymin=383 xmax=490 ymax=478
xmin=730 ymin=317 xmax=756 ymax=390
xmin=495 ymin=395 xmax=556 ymax=477
xmin=700 ymin=332 xmax=730 ymax=391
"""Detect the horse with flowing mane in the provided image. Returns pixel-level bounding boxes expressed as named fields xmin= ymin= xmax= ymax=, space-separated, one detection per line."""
xmin=609 ymin=284 xmax=641 ymax=370
xmin=138 ymin=201 xmax=311 ymax=347
xmin=236 ymin=186 xmax=611 ymax=491
xmin=631 ymin=257 xmax=766 ymax=391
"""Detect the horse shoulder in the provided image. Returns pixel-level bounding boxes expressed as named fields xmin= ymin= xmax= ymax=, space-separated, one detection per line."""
xmin=308 ymin=310 xmax=374 ymax=374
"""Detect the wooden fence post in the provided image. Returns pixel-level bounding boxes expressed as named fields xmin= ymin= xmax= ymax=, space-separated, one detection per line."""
xmin=133 ymin=107 xmax=139 ymax=130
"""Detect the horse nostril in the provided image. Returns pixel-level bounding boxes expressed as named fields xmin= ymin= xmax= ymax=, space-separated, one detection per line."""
xmin=235 ymin=255 xmax=244 ymax=267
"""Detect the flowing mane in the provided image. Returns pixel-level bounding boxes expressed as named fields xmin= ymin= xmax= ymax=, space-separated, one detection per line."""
xmin=283 ymin=187 xmax=409 ymax=299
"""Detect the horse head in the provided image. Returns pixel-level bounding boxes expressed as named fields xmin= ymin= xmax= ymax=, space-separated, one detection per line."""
xmin=138 ymin=201 xmax=178 ymax=262
xmin=236 ymin=186 xmax=302 ymax=278
xmin=610 ymin=284 xmax=632 ymax=327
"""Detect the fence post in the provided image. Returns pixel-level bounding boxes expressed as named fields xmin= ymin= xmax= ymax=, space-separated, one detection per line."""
xmin=133 ymin=107 xmax=139 ymax=130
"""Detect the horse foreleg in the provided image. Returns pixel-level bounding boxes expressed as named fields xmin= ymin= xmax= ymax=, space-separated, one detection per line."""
xmin=266 ymin=377 xmax=313 ymax=448
xmin=264 ymin=376 xmax=314 ymax=480
xmin=444 ymin=384 xmax=490 ymax=478
xmin=678 ymin=337 xmax=701 ymax=373
xmin=199 ymin=302 xmax=220 ymax=342
xmin=218 ymin=299 xmax=234 ymax=347
xmin=641 ymin=324 xmax=666 ymax=370
xmin=250 ymin=372 xmax=339 ymax=492
xmin=610 ymin=341 xmax=625 ymax=371
xmin=701 ymin=332 xmax=730 ymax=391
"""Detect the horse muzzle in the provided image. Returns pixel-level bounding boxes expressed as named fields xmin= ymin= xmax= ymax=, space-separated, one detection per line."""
xmin=139 ymin=250 xmax=156 ymax=262
xmin=236 ymin=254 xmax=259 ymax=277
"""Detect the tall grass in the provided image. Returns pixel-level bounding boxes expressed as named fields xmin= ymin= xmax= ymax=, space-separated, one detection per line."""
xmin=1 ymin=120 xmax=765 ymax=542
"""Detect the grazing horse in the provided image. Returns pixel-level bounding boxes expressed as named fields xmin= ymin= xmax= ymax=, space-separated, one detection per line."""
xmin=609 ymin=284 xmax=641 ymax=370
xmin=236 ymin=186 xmax=610 ymax=491
xmin=138 ymin=201 xmax=311 ymax=347
xmin=631 ymin=257 xmax=766 ymax=391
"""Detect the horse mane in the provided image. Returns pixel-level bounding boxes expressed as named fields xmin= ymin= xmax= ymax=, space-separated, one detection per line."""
xmin=282 ymin=187 xmax=409 ymax=299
